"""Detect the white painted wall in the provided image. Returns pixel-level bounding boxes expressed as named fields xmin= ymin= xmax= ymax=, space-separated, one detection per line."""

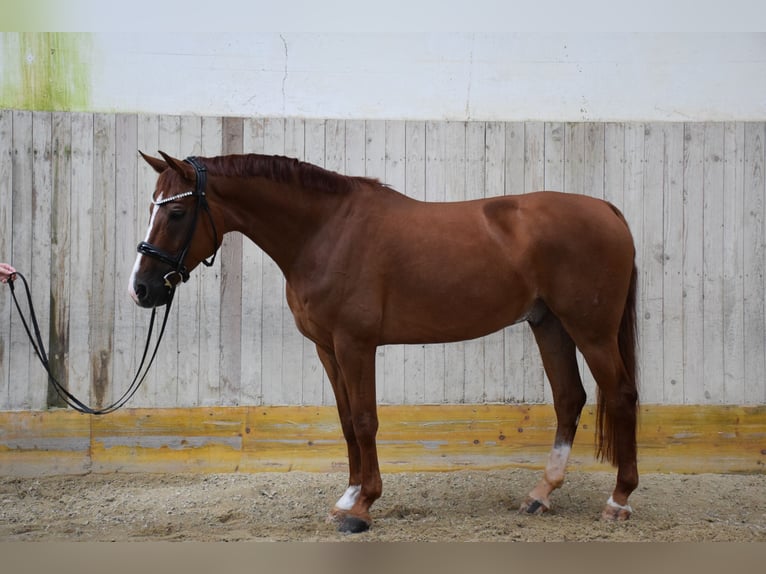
xmin=63 ymin=32 xmax=766 ymax=121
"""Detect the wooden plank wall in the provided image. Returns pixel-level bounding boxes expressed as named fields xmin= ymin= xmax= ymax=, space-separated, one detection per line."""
xmin=1 ymin=111 xmax=765 ymax=411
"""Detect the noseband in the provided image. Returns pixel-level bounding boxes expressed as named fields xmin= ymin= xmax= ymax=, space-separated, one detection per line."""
xmin=137 ymin=156 xmax=219 ymax=289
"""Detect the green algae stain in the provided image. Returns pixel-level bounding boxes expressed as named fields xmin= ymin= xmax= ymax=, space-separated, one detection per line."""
xmin=1 ymin=33 xmax=92 ymax=111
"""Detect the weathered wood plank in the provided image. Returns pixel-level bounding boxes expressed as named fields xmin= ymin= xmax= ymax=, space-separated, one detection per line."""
xmin=641 ymin=123 xmax=665 ymax=404
xmin=113 ymin=113 xmax=139 ymax=410
xmin=90 ymin=113 xmax=116 ymax=409
xmin=0 ymin=110 xmax=13 ymax=406
xmin=219 ymin=117 xmax=244 ymax=406
xmin=67 ymin=112 xmax=94 ymax=407
xmin=624 ymin=123 xmax=646 ymax=400
xmin=282 ymin=118 xmax=306 ymax=404
xmin=743 ymin=123 xmax=765 ymax=404
xmin=240 ymin=117 xmax=265 ymax=406
xmin=199 ymin=115 xmax=223 ymax=405
xmin=30 ymin=111 xmax=53 ymax=409
xmin=662 ymin=123 xmax=685 ymax=404
xmin=134 ymin=114 xmax=160 ymax=406
xmin=683 ymin=123 xmax=706 ymax=404
xmin=176 ymin=115 xmax=203 ymax=407
xmin=702 ymin=123 xmax=726 ymax=404
xmin=722 ymin=122 xmax=745 ymax=404
xmin=155 ymin=115 xmax=182 ymax=407
xmin=260 ymin=118 xmax=286 ymax=405
xmin=9 ymin=111 xmax=34 ymax=409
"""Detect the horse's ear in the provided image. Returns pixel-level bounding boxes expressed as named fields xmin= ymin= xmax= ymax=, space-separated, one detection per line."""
xmin=139 ymin=151 xmax=168 ymax=174
xmin=158 ymin=151 xmax=195 ymax=181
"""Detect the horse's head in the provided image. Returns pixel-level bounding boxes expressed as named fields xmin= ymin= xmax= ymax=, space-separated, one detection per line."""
xmin=129 ymin=151 xmax=219 ymax=308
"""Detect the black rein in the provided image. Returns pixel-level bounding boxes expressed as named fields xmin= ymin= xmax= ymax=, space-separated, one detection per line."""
xmin=5 ymin=156 xmax=219 ymax=414
xmin=7 ymin=271 xmax=174 ymax=415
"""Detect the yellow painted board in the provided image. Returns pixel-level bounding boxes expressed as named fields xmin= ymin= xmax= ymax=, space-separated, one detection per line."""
xmin=0 ymin=410 xmax=91 ymax=476
xmin=0 ymin=405 xmax=764 ymax=476
xmin=90 ymin=407 xmax=248 ymax=473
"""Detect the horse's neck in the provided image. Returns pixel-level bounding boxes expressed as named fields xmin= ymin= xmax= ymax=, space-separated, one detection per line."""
xmin=223 ymin=176 xmax=346 ymax=275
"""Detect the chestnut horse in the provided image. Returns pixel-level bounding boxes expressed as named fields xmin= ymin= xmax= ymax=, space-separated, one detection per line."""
xmin=129 ymin=152 xmax=638 ymax=533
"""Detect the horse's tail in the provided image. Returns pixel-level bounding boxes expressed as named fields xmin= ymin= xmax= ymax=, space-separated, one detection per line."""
xmin=596 ymin=208 xmax=639 ymax=465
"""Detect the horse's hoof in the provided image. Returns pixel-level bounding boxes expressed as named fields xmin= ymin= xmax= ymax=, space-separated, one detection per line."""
xmin=338 ymin=515 xmax=371 ymax=534
xmin=601 ymin=497 xmax=632 ymax=521
xmin=519 ymin=497 xmax=550 ymax=515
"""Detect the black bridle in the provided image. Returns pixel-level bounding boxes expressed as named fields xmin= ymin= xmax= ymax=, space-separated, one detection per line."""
xmin=4 ymin=157 xmax=221 ymax=415
xmin=136 ymin=156 xmax=219 ymax=289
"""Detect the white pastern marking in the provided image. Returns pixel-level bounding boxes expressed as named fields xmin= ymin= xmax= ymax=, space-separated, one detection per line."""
xmin=544 ymin=444 xmax=572 ymax=486
xmin=335 ymin=485 xmax=361 ymax=511
xmin=606 ymin=496 xmax=633 ymax=513
xmin=128 ymin=202 xmax=158 ymax=302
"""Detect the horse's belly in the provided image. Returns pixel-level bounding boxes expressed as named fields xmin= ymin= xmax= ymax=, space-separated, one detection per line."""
xmin=379 ymin=277 xmax=533 ymax=345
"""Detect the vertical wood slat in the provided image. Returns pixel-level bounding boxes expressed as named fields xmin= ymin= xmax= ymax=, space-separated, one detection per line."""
xmin=743 ymin=123 xmax=765 ymax=404
xmin=220 ymin=117 xmax=244 ymax=406
xmin=641 ymin=123 xmax=665 ymax=405
xmin=90 ymin=114 xmax=116 ymax=409
xmin=683 ymin=123 xmax=705 ymax=404
xmin=9 ymin=111 xmax=34 ymax=408
xmin=240 ymin=117 xmax=264 ymax=406
xmin=0 ymin=110 xmax=12 ymax=407
xmin=722 ymin=122 xmax=745 ymax=404
xmin=30 ymin=112 xmax=52 ymax=410
xmin=134 ymin=114 xmax=160 ymax=406
xmin=260 ymin=118 xmax=286 ymax=405
xmin=2 ymin=115 xmax=766 ymax=411
xmin=113 ymin=113 xmax=138 ymax=408
xmin=702 ymin=123 xmax=726 ymax=404
xmin=282 ymin=118 xmax=306 ymax=404
xmin=67 ymin=112 xmax=94 ymax=407
xmin=176 ymin=115 xmax=203 ymax=407
xmin=155 ymin=115 xmax=182 ymax=407
xmin=662 ymin=124 xmax=685 ymax=404
xmin=199 ymin=116 xmax=224 ymax=405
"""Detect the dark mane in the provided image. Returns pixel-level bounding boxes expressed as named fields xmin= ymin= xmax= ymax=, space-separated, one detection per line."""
xmin=198 ymin=153 xmax=380 ymax=194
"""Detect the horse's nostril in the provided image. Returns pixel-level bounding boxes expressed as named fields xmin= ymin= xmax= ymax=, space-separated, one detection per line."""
xmin=134 ymin=283 xmax=147 ymax=301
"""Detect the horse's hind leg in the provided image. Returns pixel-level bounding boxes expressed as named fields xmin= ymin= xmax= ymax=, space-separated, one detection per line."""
xmin=579 ymin=341 xmax=638 ymax=521
xmin=520 ymin=309 xmax=586 ymax=515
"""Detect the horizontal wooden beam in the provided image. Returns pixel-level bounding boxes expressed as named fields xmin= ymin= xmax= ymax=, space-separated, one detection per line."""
xmin=1 ymin=404 xmax=764 ymax=477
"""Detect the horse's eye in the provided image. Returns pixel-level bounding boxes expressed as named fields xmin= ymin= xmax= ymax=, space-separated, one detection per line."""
xmin=168 ymin=208 xmax=186 ymax=221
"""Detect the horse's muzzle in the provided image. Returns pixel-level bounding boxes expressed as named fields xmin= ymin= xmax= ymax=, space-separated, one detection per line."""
xmin=130 ymin=277 xmax=172 ymax=308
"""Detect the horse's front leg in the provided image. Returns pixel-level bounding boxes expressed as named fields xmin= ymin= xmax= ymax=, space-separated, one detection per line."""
xmin=316 ymin=342 xmax=381 ymax=533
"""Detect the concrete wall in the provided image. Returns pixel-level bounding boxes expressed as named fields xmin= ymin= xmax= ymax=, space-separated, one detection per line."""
xmin=2 ymin=33 xmax=765 ymax=121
